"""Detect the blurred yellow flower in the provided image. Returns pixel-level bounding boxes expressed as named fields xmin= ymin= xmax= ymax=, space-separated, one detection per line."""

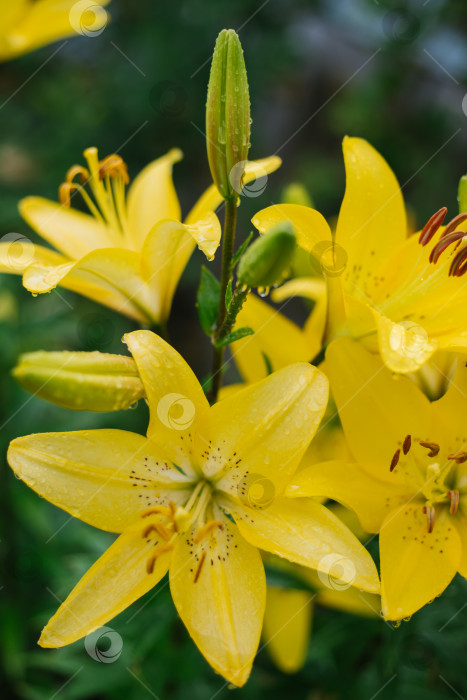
xmin=288 ymin=337 xmax=467 ymax=621
xmin=0 ymin=0 xmax=111 ymax=61
xmin=0 ymin=149 xmax=278 ymax=325
xmin=8 ymin=330 xmax=379 ymax=686
xmin=253 ymin=137 xmax=467 ymax=373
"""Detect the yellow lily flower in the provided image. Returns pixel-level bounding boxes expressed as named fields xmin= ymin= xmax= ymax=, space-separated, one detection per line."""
xmin=7 ymin=330 xmax=379 ymax=686
xmin=287 ymin=337 xmax=467 ymax=621
xmin=0 ymin=0 xmax=110 ymax=61
xmin=252 ymin=137 xmax=467 ymax=373
xmin=0 ymin=148 xmax=280 ymax=325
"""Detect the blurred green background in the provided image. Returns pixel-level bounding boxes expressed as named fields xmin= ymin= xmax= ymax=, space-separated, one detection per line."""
xmin=1 ymin=0 xmax=467 ymax=698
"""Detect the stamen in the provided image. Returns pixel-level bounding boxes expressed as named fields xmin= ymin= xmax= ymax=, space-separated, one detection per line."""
xmin=390 ymin=448 xmax=400 ymax=472
xmin=193 ymin=551 xmax=207 ymax=583
xmin=140 ymin=506 xmax=172 ymax=518
xmin=98 ymin=154 xmax=129 ymax=184
xmin=146 ymin=543 xmax=174 ymax=574
xmin=142 ymin=523 xmax=172 ymax=541
xmin=422 ymin=505 xmax=436 ymax=533
xmin=193 ymin=520 xmax=224 ymax=544
xmin=65 ymin=164 xmax=90 ymax=185
xmin=429 ymin=231 xmax=466 ymax=264
xmin=58 ymin=182 xmax=77 ymax=207
xmin=402 ymin=435 xmax=412 ymax=455
xmin=448 ymin=489 xmax=460 ymax=515
xmin=449 ymin=246 xmax=467 ymax=277
xmin=447 ymin=451 xmax=467 ymax=464
xmin=420 ymin=441 xmax=440 ymax=458
xmin=419 ymin=207 xmax=448 ymax=245
xmin=440 ymin=212 xmax=467 ymax=238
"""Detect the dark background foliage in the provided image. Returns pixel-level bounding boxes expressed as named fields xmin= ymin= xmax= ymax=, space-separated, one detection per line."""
xmin=0 ymin=0 xmax=467 ymax=698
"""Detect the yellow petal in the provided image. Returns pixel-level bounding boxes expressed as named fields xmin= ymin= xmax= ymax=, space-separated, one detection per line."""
xmin=0 ymin=239 xmax=66 ymax=274
xmin=234 ymin=497 xmax=380 ymax=593
xmin=336 ymin=137 xmax=407 ymax=296
xmin=380 ymin=505 xmax=461 ymax=620
xmin=455 ymin=513 xmax=467 ymax=579
xmin=8 ymin=429 xmax=191 ymax=532
xmin=271 ymin=278 xmax=327 ymax=358
xmin=431 ymin=357 xmax=467 ymax=449
xmin=40 ymin=517 xmax=170 ymax=648
xmin=19 ymin=196 xmax=116 ymax=259
xmin=372 ymin=309 xmax=438 ymax=373
xmin=262 ymin=588 xmax=312 ymax=673
xmin=169 ymin=517 xmax=265 ymax=687
xmin=125 ymin=330 xmax=209 ymax=476
xmin=127 ymin=149 xmax=182 ymax=249
xmin=185 ymin=156 xmax=282 ymax=224
xmin=287 ymin=460 xmax=413 ymax=533
xmin=231 ymin=294 xmax=312 ymax=383
xmin=198 ymin=363 xmax=328 ymax=492
xmin=22 ymin=248 xmax=156 ymax=323
xmin=325 ymin=337 xmax=432 ymax=485
xmin=252 ymin=204 xmax=331 ymax=253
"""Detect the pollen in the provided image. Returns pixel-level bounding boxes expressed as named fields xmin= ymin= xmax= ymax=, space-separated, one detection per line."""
xmin=98 ymin=154 xmax=130 ymax=184
xmin=420 ymin=441 xmax=440 ymax=458
xmin=402 ymin=434 xmax=412 ymax=455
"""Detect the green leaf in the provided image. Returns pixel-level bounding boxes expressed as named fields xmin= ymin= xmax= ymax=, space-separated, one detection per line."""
xmin=225 ymin=280 xmax=233 ymax=309
xmin=261 ymin=352 xmax=273 ymax=376
xmin=215 ymin=326 xmax=254 ymax=347
xmin=232 ymin=232 xmax=254 ymax=268
xmin=197 ymin=266 xmax=220 ymax=335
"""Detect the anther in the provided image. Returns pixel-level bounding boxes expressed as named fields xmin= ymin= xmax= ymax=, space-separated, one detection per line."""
xmin=194 ymin=551 xmax=207 ymax=583
xmin=449 ymin=246 xmax=467 ymax=277
xmin=65 ymin=164 xmax=90 ymax=185
xmin=440 ymin=212 xmax=467 ymax=238
xmin=98 ymin=154 xmax=129 ymax=184
xmin=448 ymin=489 xmax=460 ymax=515
xmin=419 ymin=207 xmax=448 ymax=246
xmin=140 ymin=506 xmax=172 ymax=518
xmin=146 ymin=543 xmax=174 ymax=574
xmin=448 ymin=451 xmax=467 ymax=464
xmin=58 ymin=182 xmax=77 ymax=207
xmin=390 ymin=448 xmax=400 ymax=472
xmin=422 ymin=505 xmax=436 ymax=533
xmin=193 ymin=521 xmax=224 ymax=544
xmin=429 ymin=231 xmax=467 ymax=264
xmin=402 ymin=435 xmax=412 ymax=455
xmin=420 ymin=441 xmax=440 ymax=457
xmin=142 ymin=522 xmax=172 ymax=541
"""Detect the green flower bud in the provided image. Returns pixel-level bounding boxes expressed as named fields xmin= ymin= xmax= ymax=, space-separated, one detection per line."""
xmin=206 ymin=29 xmax=250 ymax=200
xmin=458 ymin=174 xmax=467 ymax=213
xmin=281 ymin=183 xmax=313 ymax=207
xmin=237 ymin=223 xmax=296 ymax=289
xmin=13 ymin=351 xmax=145 ymax=412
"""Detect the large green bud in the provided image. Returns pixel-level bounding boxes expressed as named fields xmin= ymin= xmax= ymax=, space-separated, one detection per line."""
xmin=206 ymin=29 xmax=250 ymax=201
xmin=237 ymin=223 xmax=296 ymax=289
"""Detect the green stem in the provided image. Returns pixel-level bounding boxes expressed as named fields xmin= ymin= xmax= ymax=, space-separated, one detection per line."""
xmin=216 ymin=285 xmax=249 ymax=341
xmin=208 ymin=197 xmax=238 ymax=403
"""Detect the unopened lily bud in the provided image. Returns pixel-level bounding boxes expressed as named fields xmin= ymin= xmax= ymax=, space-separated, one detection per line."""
xmin=281 ymin=183 xmax=313 ymax=207
xmin=206 ymin=29 xmax=250 ymax=200
xmin=13 ymin=351 xmax=145 ymax=412
xmin=237 ymin=223 xmax=296 ymax=289
xmin=458 ymin=175 xmax=467 ymax=213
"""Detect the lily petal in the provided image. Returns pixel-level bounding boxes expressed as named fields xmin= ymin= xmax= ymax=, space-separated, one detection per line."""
xmin=252 ymin=204 xmax=331 ymax=253
xmin=0 ymin=240 xmax=66 ymax=274
xmin=231 ymin=294 xmax=312 ymax=383
xmin=380 ymin=504 xmax=461 ymax=620
xmin=197 ymin=363 xmax=328 ymax=491
xmin=233 ymin=497 xmax=380 ymax=593
xmin=326 ymin=338 xmax=432 ymax=485
xmin=185 ymin=156 xmax=282 ymax=224
xmin=125 ymin=331 xmax=209 ymax=476
xmin=262 ymin=588 xmax=312 ymax=674
xmin=39 ymin=517 xmax=170 ymax=647
xmin=372 ymin=308 xmax=438 ymax=373
xmin=287 ymin=460 xmax=413 ymax=533
xmin=19 ymin=196 xmax=117 ymax=258
xmin=8 ymin=430 xmax=191 ymax=532
xmin=336 ymin=137 xmax=407 ymax=296
xmin=169 ymin=517 xmax=265 ymax=687
xmin=126 ymin=148 xmax=182 ymax=249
